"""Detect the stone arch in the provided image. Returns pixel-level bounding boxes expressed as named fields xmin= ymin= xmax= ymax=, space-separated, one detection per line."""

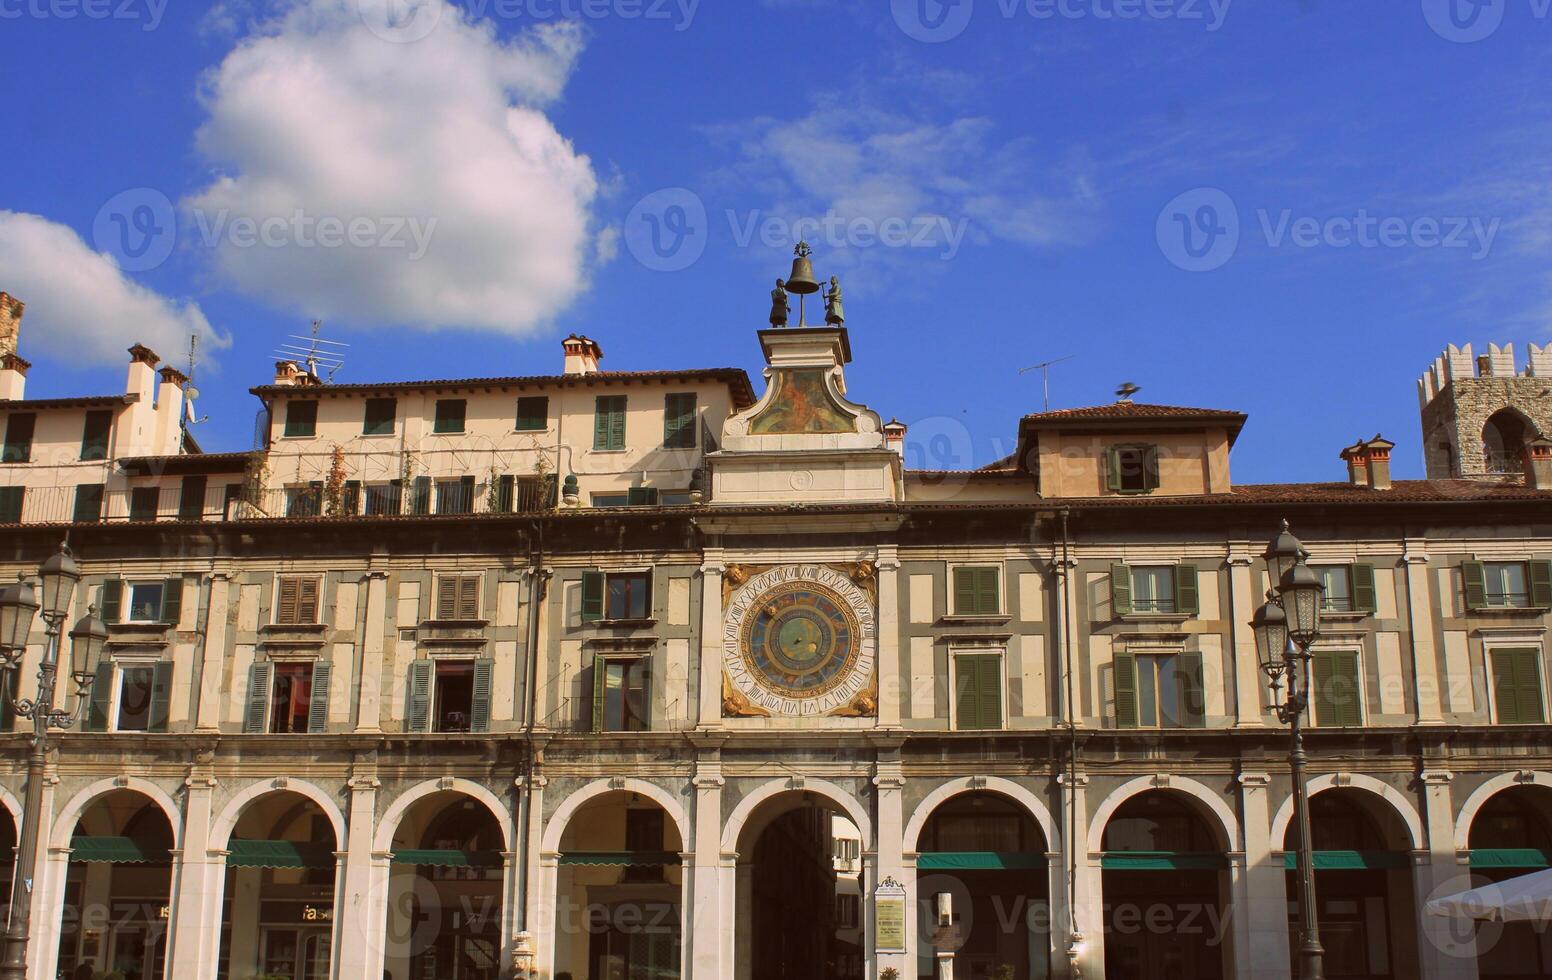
xmin=1452 ymin=771 xmax=1552 ymax=852
xmin=903 ymin=776 xmax=1059 ymax=852
xmin=721 ymin=778 xmax=873 ymax=854
xmin=1087 ymin=776 xmax=1240 ymax=854
xmin=374 ymin=778 xmax=513 ymax=853
xmin=210 ymin=777 xmax=347 ymax=851
xmin=49 ymin=776 xmax=182 ymax=850
xmin=1269 ymin=773 xmax=1424 ymax=852
xmin=541 ymin=777 xmax=691 ymax=855
xmin=0 ymin=783 xmax=21 ymax=829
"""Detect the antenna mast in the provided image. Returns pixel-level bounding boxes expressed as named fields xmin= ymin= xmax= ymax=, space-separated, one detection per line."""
xmin=181 ymin=333 xmax=210 ymax=453
xmin=1018 ymin=354 xmax=1076 ymax=412
xmin=274 ymin=320 xmax=350 ymax=382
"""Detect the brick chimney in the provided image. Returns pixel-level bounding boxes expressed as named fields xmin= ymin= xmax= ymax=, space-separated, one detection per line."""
xmin=0 ymin=293 xmax=23 ymax=356
xmin=126 ymin=344 xmax=160 ymax=402
xmin=562 ymin=335 xmax=602 ymax=376
xmin=273 ymin=360 xmax=302 ymax=387
xmin=1340 ymin=435 xmax=1395 ymax=490
xmin=1340 ymin=439 xmax=1369 ymax=487
xmin=155 ymin=366 xmax=188 ymax=455
xmin=0 ymin=353 xmax=29 ymax=401
xmin=1525 ymin=439 xmax=1552 ymax=490
xmin=882 ymin=418 xmax=908 ymax=459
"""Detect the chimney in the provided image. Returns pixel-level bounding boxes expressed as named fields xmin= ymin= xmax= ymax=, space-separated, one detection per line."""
xmin=0 ymin=353 xmax=29 ymax=401
xmin=155 ymin=366 xmax=188 ymax=455
xmin=882 ymin=418 xmax=908 ymax=459
xmin=0 ymin=293 xmax=23 ymax=356
xmin=273 ymin=360 xmax=301 ymax=387
xmin=1340 ymin=439 xmax=1369 ymax=487
xmin=126 ymin=344 xmax=160 ymax=402
xmin=1340 ymin=435 xmax=1395 ymax=490
xmin=1525 ymin=439 xmax=1552 ymax=490
xmin=562 ymin=334 xmax=602 ymax=376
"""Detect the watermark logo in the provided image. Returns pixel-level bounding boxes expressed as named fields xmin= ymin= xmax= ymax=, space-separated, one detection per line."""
xmin=356 ymin=0 xmax=443 ymax=44
xmin=93 ymin=187 xmax=177 ymax=273
xmin=1156 ymin=187 xmax=1239 ymax=273
xmin=892 ymin=0 xmax=975 ymax=43
xmin=0 ymin=0 xmax=168 ymax=31
xmin=624 ymin=187 xmax=709 ymax=272
xmin=1422 ymin=0 xmax=1507 ymax=42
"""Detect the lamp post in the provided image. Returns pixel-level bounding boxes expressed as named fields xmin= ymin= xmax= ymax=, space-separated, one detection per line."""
xmin=1250 ymin=521 xmax=1326 ymax=980
xmin=0 ymin=544 xmax=103 ymax=980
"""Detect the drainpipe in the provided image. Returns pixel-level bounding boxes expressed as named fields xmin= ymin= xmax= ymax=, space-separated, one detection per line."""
xmin=1056 ymin=508 xmax=1085 ymax=978
xmin=514 ymin=520 xmax=549 ymax=977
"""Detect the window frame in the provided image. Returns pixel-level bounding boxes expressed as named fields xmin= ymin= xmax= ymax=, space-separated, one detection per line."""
xmin=1130 ymin=565 xmax=1179 ymax=614
xmin=431 ymin=658 xmax=477 ymax=733
xmin=949 ymin=563 xmax=1003 ymax=617
xmin=124 ymin=581 xmax=168 ymax=625
xmin=593 ymin=394 xmax=627 ymax=451
xmin=515 ymin=395 xmax=549 ymax=433
xmin=112 ymin=661 xmax=159 ymax=732
xmin=434 ymin=573 xmax=483 ymax=622
xmin=433 ymin=398 xmax=468 ymax=435
xmin=592 ymin=653 xmax=652 ymax=733
xmin=2 ymin=412 xmax=35 ymax=463
xmin=1485 ymin=561 xmax=1533 ymax=609
xmin=282 ymin=399 xmax=319 ymax=439
xmin=273 ymin=575 xmax=322 ymax=626
xmin=1113 ymin=648 xmax=1206 ymax=729
xmin=579 ymin=569 xmax=655 ymax=623
xmin=362 ymin=397 xmax=397 ymax=437
xmin=663 ymin=392 xmax=698 ymax=450
xmin=951 ymin=649 xmax=1006 ymax=732
xmin=1106 ymin=442 xmax=1160 ymax=495
xmin=268 ymin=660 xmax=316 ymax=734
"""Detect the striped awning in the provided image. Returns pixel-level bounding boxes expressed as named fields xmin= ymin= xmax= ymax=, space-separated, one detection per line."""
xmin=558 ymin=851 xmax=681 ymax=867
xmin=227 ymin=839 xmax=336 ymax=869
xmin=917 ymin=852 xmax=1047 ymax=871
xmin=391 ymin=849 xmax=504 ymax=868
xmin=69 ymin=836 xmax=171 ymax=865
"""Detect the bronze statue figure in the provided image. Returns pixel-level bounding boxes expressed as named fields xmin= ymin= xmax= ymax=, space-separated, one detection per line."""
xmin=770 ymin=278 xmax=790 ymax=328
xmin=824 ymin=276 xmax=845 ymax=326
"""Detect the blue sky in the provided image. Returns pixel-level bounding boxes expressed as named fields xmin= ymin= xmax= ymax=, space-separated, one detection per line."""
xmin=2 ymin=0 xmax=1550 ymax=482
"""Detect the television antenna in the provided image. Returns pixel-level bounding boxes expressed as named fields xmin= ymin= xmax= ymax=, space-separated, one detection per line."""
xmin=181 ymin=333 xmax=210 ymax=453
xmin=274 ymin=320 xmax=349 ymax=382
xmin=1018 ymin=354 xmax=1076 ymax=412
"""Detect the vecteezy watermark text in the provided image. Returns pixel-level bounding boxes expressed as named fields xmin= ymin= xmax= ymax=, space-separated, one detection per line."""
xmin=892 ymin=0 xmax=1232 ymax=43
xmin=0 ymin=0 xmax=166 ymax=30
xmin=190 ymin=209 xmax=439 ymax=259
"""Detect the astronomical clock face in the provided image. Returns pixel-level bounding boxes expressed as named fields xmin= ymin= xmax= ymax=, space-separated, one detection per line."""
xmin=723 ymin=564 xmax=876 ymax=717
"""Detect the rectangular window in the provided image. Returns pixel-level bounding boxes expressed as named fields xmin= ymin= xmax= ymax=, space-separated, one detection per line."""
xmin=1492 ymin=648 xmax=1546 ymax=725
xmin=80 ymin=410 xmax=113 ymax=461
xmin=515 ymin=396 xmax=549 ymax=432
xmin=435 ymin=575 xmax=481 ymax=621
xmin=954 ymin=652 xmax=1004 ymax=731
xmin=591 ymin=492 xmax=629 ymax=508
xmin=178 ymin=475 xmax=207 ymax=521
xmin=1316 ymin=564 xmax=1381 ymax=614
xmin=116 ymin=665 xmax=156 ymax=732
xmin=222 ymin=483 xmax=243 ymax=520
xmin=433 ymin=660 xmax=475 ymax=733
xmin=952 ymin=566 xmax=1001 ymax=616
xmin=283 ymin=400 xmax=318 ymax=438
xmin=627 ymin=486 xmax=660 ymax=507
xmin=594 ymin=655 xmax=651 ymax=733
xmin=365 ymin=481 xmax=403 ymax=516
xmin=1106 ymin=443 xmax=1160 ymax=494
xmin=1113 ymin=563 xmax=1199 ymax=616
xmin=435 ymin=476 xmax=475 ymax=514
xmin=1114 ymin=651 xmax=1205 ymax=729
xmin=1312 ymin=651 xmax=1364 ymax=727
xmin=606 ymin=571 xmax=651 ymax=621
xmin=269 ymin=662 xmax=314 ymax=734
xmin=663 ymin=392 xmax=697 ymax=449
xmin=594 ymin=395 xmax=626 ymax=451
xmin=274 ymin=577 xmax=321 ymax=626
xmin=2 ymin=413 xmax=34 ymax=463
xmin=0 ymin=486 xmax=21 ymax=524
xmin=1131 ymin=566 xmax=1177 ymax=613
xmin=433 ymin=399 xmax=466 ymax=434
xmin=73 ymin=484 xmax=105 ymax=524
xmin=1486 ymin=561 xmax=1532 ymax=608
xmin=127 ymin=582 xmax=166 ymax=623
xmin=285 ymin=483 xmax=322 ymax=518
xmin=129 ymin=487 xmax=160 ymax=522
xmin=363 ymin=398 xmax=397 ymax=436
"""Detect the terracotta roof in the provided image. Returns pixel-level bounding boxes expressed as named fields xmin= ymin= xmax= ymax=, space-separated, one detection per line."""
xmin=118 ymin=452 xmax=252 ymax=476
xmin=251 ymin=368 xmax=758 ymax=409
xmin=1022 ymin=402 xmax=1247 ymax=423
xmin=0 ymin=395 xmax=136 ymax=411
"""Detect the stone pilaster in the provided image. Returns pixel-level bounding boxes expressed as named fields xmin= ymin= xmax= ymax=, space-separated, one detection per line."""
xmin=1236 ymin=771 xmax=1289 ymax=979
xmin=195 ymin=573 xmax=232 ymax=731
xmin=334 ymin=774 xmax=379 ymax=978
xmin=1403 ymin=544 xmax=1445 ymax=723
xmin=690 ymin=760 xmax=725 ymax=978
xmin=1227 ymin=551 xmax=1265 ymax=727
xmin=167 ymin=771 xmax=221 ymax=978
xmin=1416 ymin=769 xmax=1476 ymax=980
xmin=876 ymin=547 xmax=903 ymax=728
xmin=697 ymin=555 xmax=725 ymax=727
xmin=355 ymin=571 xmax=389 ymax=732
xmin=873 ymin=761 xmax=906 ymax=977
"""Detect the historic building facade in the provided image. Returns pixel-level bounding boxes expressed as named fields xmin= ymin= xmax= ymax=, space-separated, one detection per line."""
xmin=0 ymin=278 xmax=1550 ymax=980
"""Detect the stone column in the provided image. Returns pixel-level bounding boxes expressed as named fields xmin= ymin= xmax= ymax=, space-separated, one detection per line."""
xmin=167 ymin=772 xmax=222 ymax=978
xmin=334 ymin=774 xmax=379 ymax=979
xmin=1058 ymin=772 xmax=1099 ymax=980
xmin=355 ymin=572 xmax=389 ymax=732
xmin=195 ymin=573 xmax=232 ymax=731
xmin=1402 ymin=544 xmax=1445 ymax=723
xmin=876 ymin=547 xmax=903 ymax=727
xmin=524 ymin=775 xmax=548 ymax=976
xmin=1227 ymin=551 xmax=1265 ymax=727
xmin=26 ymin=773 xmax=61 ymax=980
xmin=697 ymin=556 xmax=725 ymax=727
xmin=360 ymin=851 xmax=395 ymax=980
xmin=1416 ymin=769 xmax=1475 ymax=980
xmin=873 ymin=760 xmax=907 ymax=977
xmin=690 ymin=760 xmax=725 ymax=979
xmin=1235 ymin=772 xmax=1289 ymax=980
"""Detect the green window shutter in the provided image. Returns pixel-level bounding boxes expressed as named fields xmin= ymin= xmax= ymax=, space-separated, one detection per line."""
xmin=592 ymin=654 xmax=607 ymax=733
xmin=580 ymin=570 xmax=605 ymax=623
xmin=147 ymin=662 xmax=174 ymax=733
xmin=1174 ymin=565 xmax=1200 ymax=616
xmin=1311 ymin=652 xmax=1337 ymax=726
xmin=434 ymin=399 xmax=466 ymax=434
xmin=594 ymin=396 xmax=626 ymax=450
xmin=515 ymin=396 xmax=549 ymax=432
xmin=364 ymin=398 xmax=397 ymax=436
xmin=952 ymin=567 xmax=976 ymax=616
xmin=1313 ymin=653 xmax=1362 ymax=727
xmin=497 ymin=475 xmax=515 ymax=513
xmin=73 ymin=484 xmax=105 ymax=524
xmin=99 ymin=580 xmax=124 ymax=624
xmin=1494 ymin=650 xmax=1545 ymax=725
xmin=87 ymin=663 xmax=115 ymax=732
xmin=1530 ymin=561 xmax=1552 ymax=608
xmin=80 ymin=410 xmax=113 ymax=460
xmin=1104 ymin=447 xmax=1123 ymax=492
xmin=178 ymin=475 xmax=208 ymax=521
xmin=0 ymin=675 xmax=13 ymax=732
xmin=244 ymin=662 xmax=272 ymax=733
xmin=956 ymin=656 xmax=998 ymax=731
xmin=1111 ymin=564 xmax=1133 ymax=616
xmin=1462 ymin=561 xmax=1488 ymax=611
xmin=978 ymin=657 xmax=1003 ymax=730
xmin=627 ymin=486 xmax=660 ymax=507
xmin=663 ymin=393 xmax=697 ymax=449
xmin=1351 ymin=564 xmax=1378 ymax=614
xmin=953 ymin=567 xmax=1000 ymax=616
xmin=1113 ymin=652 xmax=1137 ymax=728
xmin=411 ymin=476 xmax=432 ymax=515
xmin=307 ymin=662 xmax=332 ymax=734
xmin=407 ymin=660 xmax=433 ymax=733
xmin=1176 ymin=651 xmax=1206 ymax=727
xmin=0 ymin=486 xmax=23 ymax=524
xmin=3 ymin=413 xmax=35 ymax=462
xmin=161 ymin=577 xmax=184 ymax=626
xmin=471 ymin=658 xmax=494 ymax=733
xmin=284 ymin=400 xmax=317 ymax=438
xmin=1143 ymin=446 xmax=1161 ymax=491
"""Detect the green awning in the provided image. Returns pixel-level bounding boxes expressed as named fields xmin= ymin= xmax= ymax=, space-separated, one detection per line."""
xmin=69 ymin=836 xmax=171 ymax=865
xmin=1470 ymin=849 xmax=1552 ymax=869
xmin=1282 ymin=850 xmax=1409 ymax=870
xmin=391 ymin=849 xmax=504 ymax=868
xmin=917 ymin=852 xmax=1048 ymax=870
xmin=228 ymin=839 xmax=337 ymax=869
xmin=558 ymin=851 xmax=681 ymax=867
xmin=1102 ymin=851 xmax=1228 ymax=871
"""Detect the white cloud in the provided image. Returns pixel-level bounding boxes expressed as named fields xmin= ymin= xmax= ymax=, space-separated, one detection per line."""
xmin=186 ymin=0 xmax=600 ymax=336
xmin=0 ymin=211 xmax=222 ymax=366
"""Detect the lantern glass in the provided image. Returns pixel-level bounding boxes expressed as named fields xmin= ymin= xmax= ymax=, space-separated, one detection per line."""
xmin=0 ymin=577 xmax=39 ymax=653
xmin=1251 ymin=599 xmax=1289 ymax=673
xmin=1280 ymin=561 xmax=1325 ymax=643
xmin=1262 ymin=520 xmax=1306 ymax=590
xmin=68 ymin=606 xmax=108 ymax=678
xmin=38 ymin=545 xmax=81 ymax=622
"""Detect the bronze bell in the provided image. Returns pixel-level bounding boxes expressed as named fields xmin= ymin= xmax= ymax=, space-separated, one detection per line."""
xmin=785 ymin=241 xmax=821 ymax=294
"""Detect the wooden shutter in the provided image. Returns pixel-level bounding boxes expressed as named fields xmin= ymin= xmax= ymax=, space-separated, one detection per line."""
xmin=1113 ymin=652 xmax=1137 ymax=728
xmin=407 ymin=660 xmax=434 ymax=733
xmin=298 ymin=578 xmax=320 ymax=625
xmin=471 ymin=658 xmax=494 ymax=733
xmin=954 ymin=656 xmax=985 ymax=730
xmin=627 ymin=486 xmax=660 ymax=507
xmin=459 ymin=576 xmax=480 ymax=621
xmin=99 ymin=579 xmax=124 ymax=624
xmin=1111 ymin=564 xmax=1133 ymax=616
xmin=147 ymin=662 xmax=174 ymax=733
xmin=580 ymin=571 xmax=605 ymax=623
xmin=1312 ymin=652 xmax=1362 ymax=727
xmin=1176 ymin=651 xmax=1206 ymax=727
xmin=1351 ymin=564 xmax=1378 ymax=614
xmin=277 ymin=578 xmax=300 ymax=625
xmin=0 ymin=487 xmax=23 ymax=524
xmin=86 ymin=663 xmax=115 ymax=731
xmin=73 ymin=484 xmax=105 ymax=524
xmin=178 ymin=475 xmax=207 ymax=521
xmin=1104 ymin=448 xmax=1123 ymax=492
xmin=952 ymin=567 xmax=977 ymax=616
xmin=977 ymin=657 xmax=1003 ymax=730
xmin=80 ymin=410 xmax=112 ymax=460
xmin=497 ymin=475 xmax=515 ymax=513
xmin=592 ymin=654 xmax=608 ymax=732
xmin=1143 ymin=446 xmax=1161 ymax=491
xmin=161 ymin=577 xmax=184 ymax=626
xmin=437 ymin=577 xmax=458 ymax=620
xmin=664 ymin=393 xmax=696 ymax=449
xmin=307 ymin=662 xmax=332 ymax=734
xmin=244 ymin=662 xmax=273 ymax=733
xmin=1493 ymin=649 xmax=1546 ymax=725
xmin=1462 ymin=560 xmax=1488 ymax=611
xmin=1174 ymin=565 xmax=1200 ymax=616
xmin=3 ymin=413 xmax=34 ymax=462
xmin=411 ymin=476 xmax=432 ymax=515
xmin=1530 ymin=561 xmax=1552 ymax=609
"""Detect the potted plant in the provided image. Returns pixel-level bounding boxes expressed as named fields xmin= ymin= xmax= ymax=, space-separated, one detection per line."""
xmin=880 ymin=969 xmax=900 ymax=980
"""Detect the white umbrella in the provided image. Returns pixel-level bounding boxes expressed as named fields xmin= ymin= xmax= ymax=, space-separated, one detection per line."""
xmin=1426 ymin=868 xmax=1552 ymax=923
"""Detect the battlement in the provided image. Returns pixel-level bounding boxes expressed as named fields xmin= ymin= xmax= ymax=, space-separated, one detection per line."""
xmin=1418 ymin=342 xmax=1552 ymax=409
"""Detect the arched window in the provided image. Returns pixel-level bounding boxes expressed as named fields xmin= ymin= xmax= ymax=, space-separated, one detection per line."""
xmin=1482 ymin=410 xmax=1537 ymax=473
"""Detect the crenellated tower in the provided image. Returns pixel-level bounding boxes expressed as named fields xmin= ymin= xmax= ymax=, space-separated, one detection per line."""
xmin=1418 ymin=342 xmax=1552 ymax=480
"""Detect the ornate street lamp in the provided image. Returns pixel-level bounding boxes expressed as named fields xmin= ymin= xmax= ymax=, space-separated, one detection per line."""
xmin=0 ymin=544 xmax=98 ymax=980
xmin=1250 ymin=520 xmax=1326 ymax=980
